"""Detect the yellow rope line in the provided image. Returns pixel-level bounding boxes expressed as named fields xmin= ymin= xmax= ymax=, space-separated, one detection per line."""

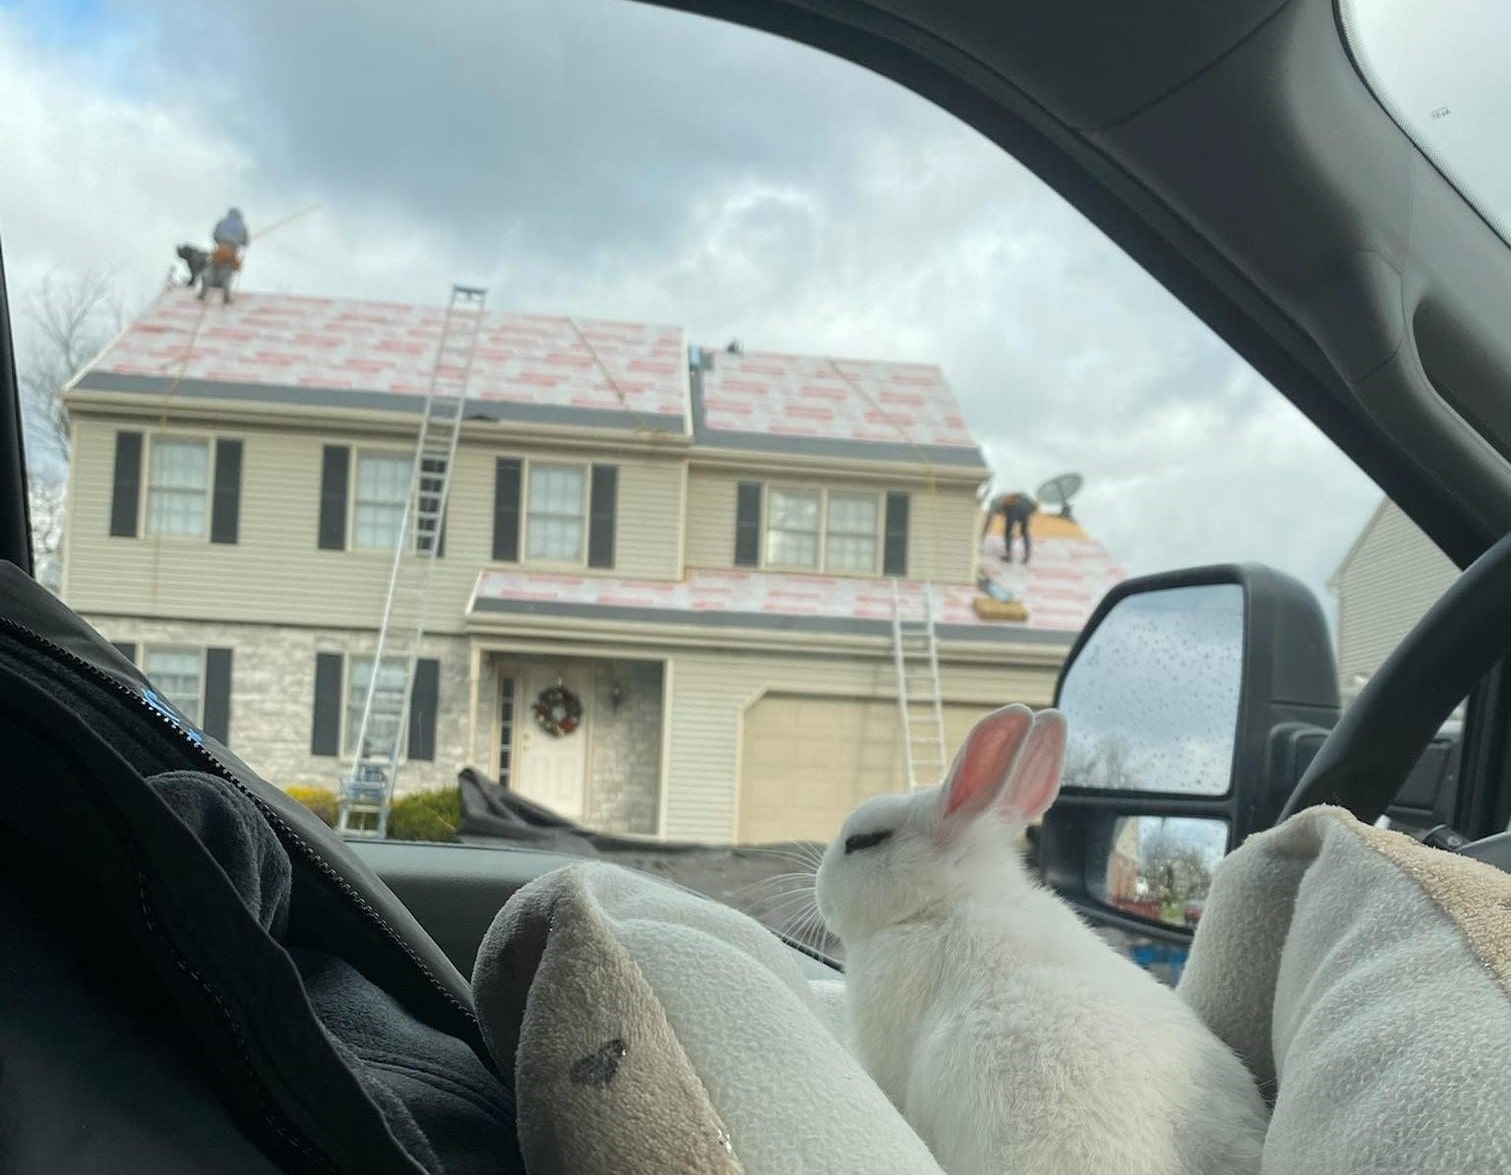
xmin=146 ymin=204 xmax=321 ymax=603
xmin=147 ymin=293 xmax=213 ymax=604
xmin=566 ymin=316 xmax=678 ymax=445
xmin=823 ymin=357 xmax=942 ymax=584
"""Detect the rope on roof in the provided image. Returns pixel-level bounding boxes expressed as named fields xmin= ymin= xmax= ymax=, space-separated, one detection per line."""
xmin=567 ymin=316 xmax=681 ymax=445
xmin=822 ymin=356 xmax=941 ymax=579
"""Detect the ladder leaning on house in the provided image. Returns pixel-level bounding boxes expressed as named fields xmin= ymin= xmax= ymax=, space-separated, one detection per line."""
xmin=337 ymin=284 xmax=488 ymax=836
xmin=890 ymin=579 xmax=950 ymax=791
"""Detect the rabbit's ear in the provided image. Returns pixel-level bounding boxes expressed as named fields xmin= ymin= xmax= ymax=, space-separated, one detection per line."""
xmin=939 ymin=704 xmax=1034 ymax=822
xmin=999 ymin=710 xmax=1067 ymax=823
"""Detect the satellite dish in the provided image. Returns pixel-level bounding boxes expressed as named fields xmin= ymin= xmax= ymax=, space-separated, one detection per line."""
xmin=1035 ymin=472 xmax=1084 ymax=519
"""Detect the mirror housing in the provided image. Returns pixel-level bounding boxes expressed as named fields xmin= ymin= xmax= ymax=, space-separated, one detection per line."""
xmin=1039 ymin=563 xmax=1339 ymax=938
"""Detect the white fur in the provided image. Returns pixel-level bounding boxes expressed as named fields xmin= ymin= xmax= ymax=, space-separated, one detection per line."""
xmin=815 ymin=705 xmax=1268 ymax=1175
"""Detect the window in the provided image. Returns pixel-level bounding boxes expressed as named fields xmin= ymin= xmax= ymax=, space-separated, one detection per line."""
xmin=143 ymin=647 xmax=204 ymax=726
xmin=346 ymin=655 xmax=409 ymax=758
xmin=145 ymin=438 xmax=210 ymax=537
xmin=825 ymin=493 xmax=880 ymax=573
xmin=765 ymin=489 xmax=822 ymax=569
xmin=526 ymin=463 xmax=587 ymax=562
xmin=353 ymin=452 xmax=412 ymax=550
xmin=763 ymin=488 xmax=881 ymax=573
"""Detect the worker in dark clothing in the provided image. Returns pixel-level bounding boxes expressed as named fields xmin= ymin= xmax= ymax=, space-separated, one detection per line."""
xmin=983 ymin=491 xmax=1038 ymax=564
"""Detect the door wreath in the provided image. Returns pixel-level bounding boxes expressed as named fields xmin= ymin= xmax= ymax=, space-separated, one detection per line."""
xmin=532 ymin=683 xmax=583 ymax=737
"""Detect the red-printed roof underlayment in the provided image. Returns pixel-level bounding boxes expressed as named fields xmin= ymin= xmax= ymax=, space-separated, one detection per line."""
xmin=472 ymin=526 xmax=1124 ymax=637
xmin=90 ymin=290 xmax=689 ymax=419
xmin=697 ymin=348 xmax=977 ymax=450
xmin=977 ymin=524 xmax=1126 ymax=633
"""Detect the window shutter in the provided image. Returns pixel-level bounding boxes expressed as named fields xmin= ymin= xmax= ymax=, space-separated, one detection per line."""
xmin=734 ymin=481 xmax=762 ymax=567
xmin=210 ymin=439 xmax=243 ymax=544
xmin=202 ymin=647 xmax=233 ymax=743
xmin=883 ymin=491 xmax=910 ymax=577
xmin=492 ymin=458 xmax=522 ymax=561
xmin=311 ymin=652 xmax=344 ymax=756
xmin=109 ymin=431 xmax=143 ymax=538
xmin=588 ymin=464 xmax=618 ymax=569
xmin=407 ymin=658 xmax=440 ymax=762
xmin=111 ymin=641 xmax=137 ymax=665
xmin=318 ymin=446 xmax=350 ymax=550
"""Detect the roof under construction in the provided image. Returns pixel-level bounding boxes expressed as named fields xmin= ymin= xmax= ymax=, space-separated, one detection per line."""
xmin=74 ymin=290 xmax=986 ymax=467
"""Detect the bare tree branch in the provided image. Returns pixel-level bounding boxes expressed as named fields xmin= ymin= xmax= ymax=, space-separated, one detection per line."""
xmin=17 ymin=268 xmax=125 ymax=591
xmin=19 ymin=268 xmax=124 ymax=466
xmin=28 ymin=480 xmax=66 ymax=593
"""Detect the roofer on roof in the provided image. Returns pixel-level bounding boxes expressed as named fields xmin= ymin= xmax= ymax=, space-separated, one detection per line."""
xmin=200 ymin=208 xmax=250 ymax=306
xmin=983 ymin=491 xmax=1038 ymax=564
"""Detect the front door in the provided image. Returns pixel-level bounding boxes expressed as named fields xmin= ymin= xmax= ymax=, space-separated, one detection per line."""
xmin=510 ymin=661 xmax=591 ymax=821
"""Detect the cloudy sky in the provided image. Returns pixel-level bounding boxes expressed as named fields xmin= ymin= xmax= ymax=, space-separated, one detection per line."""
xmin=5 ymin=0 xmax=1491 ymax=615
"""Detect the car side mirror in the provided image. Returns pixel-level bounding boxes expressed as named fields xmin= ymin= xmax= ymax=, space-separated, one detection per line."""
xmin=1038 ymin=564 xmax=1339 ymax=937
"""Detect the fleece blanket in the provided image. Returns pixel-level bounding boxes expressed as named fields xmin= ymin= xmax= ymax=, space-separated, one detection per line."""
xmin=472 ymin=861 xmax=944 ymax=1175
xmin=1178 ymin=805 xmax=1511 ymax=1174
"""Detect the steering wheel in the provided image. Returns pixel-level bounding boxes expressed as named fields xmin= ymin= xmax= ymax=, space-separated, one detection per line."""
xmin=1280 ymin=528 xmax=1511 ymax=865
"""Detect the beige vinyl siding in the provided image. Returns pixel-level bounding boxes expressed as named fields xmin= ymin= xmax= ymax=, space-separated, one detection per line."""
xmin=64 ymin=416 xmax=684 ymax=630
xmin=614 ymin=459 xmax=684 ymax=578
xmin=906 ymin=483 xmax=978 ymax=585
xmin=662 ymin=647 xmax=1056 ymax=841
xmin=682 ymin=465 xmax=977 ymax=585
xmin=1333 ymin=500 xmax=1458 ymax=693
xmin=684 ymin=467 xmax=738 ymax=569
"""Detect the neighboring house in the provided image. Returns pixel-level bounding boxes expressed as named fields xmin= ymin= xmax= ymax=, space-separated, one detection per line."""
xmin=60 ymin=290 xmax=1123 ymax=843
xmin=1330 ymin=497 xmax=1459 ymax=702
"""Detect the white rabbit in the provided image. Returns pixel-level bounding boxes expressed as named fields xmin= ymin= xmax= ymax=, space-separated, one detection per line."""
xmin=814 ymin=704 xmax=1268 ymax=1175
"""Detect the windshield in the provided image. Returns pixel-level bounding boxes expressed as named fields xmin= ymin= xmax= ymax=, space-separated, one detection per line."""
xmin=6 ymin=0 xmax=1463 ymax=962
xmin=1342 ymin=0 xmax=1511 ymax=245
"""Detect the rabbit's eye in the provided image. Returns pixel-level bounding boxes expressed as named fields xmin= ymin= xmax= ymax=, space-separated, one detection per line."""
xmin=844 ymin=830 xmax=894 ymax=854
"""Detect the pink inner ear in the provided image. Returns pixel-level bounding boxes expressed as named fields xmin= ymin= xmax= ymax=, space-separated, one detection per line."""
xmin=943 ymin=706 xmax=1033 ymax=818
xmin=1000 ymin=712 xmax=1067 ymax=823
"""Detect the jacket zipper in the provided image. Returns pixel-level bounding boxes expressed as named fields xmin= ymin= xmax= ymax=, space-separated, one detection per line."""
xmin=0 ymin=615 xmax=478 ymax=1030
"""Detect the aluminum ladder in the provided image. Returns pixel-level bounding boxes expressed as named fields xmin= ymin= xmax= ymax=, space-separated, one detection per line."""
xmin=890 ymin=579 xmax=949 ymax=791
xmin=338 ymin=284 xmax=487 ymax=835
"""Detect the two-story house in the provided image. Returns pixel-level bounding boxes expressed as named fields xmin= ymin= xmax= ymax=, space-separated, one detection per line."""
xmin=60 ymin=289 xmax=1122 ymax=843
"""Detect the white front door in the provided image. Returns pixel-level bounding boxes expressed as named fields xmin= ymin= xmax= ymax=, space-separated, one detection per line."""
xmin=513 ymin=662 xmax=590 ymax=821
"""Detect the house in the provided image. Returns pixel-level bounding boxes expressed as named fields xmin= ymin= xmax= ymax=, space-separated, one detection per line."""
xmin=1330 ymin=497 xmax=1458 ymax=702
xmin=59 ymin=289 xmax=1123 ymax=843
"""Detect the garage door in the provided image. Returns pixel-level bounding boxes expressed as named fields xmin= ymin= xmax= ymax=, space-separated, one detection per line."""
xmin=737 ymin=695 xmax=989 ymax=844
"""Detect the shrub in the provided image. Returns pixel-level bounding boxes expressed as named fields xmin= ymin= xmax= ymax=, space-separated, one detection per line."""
xmin=284 ymin=785 xmax=337 ymax=827
xmin=387 ymin=787 xmax=461 ymax=843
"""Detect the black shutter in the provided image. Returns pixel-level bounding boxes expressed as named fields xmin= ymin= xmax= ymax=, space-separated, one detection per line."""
xmin=109 ymin=431 xmax=143 ymax=538
xmin=202 ymin=648 xmax=233 ymax=743
xmin=588 ymin=464 xmax=618 ymax=569
xmin=210 ymin=439 xmax=243 ymax=544
xmin=311 ymin=652 xmax=344 ymax=755
xmin=492 ymin=458 xmax=522 ymax=561
xmin=318 ymin=446 xmax=350 ymax=550
xmin=734 ymin=481 xmax=762 ymax=567
xmin=884 ymin=491 xmax=910 ymax=577
xmin=407 ymin=658 xmax=440 ymax=762
xmin=111 ymin=641 xmax=137 ymax=665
